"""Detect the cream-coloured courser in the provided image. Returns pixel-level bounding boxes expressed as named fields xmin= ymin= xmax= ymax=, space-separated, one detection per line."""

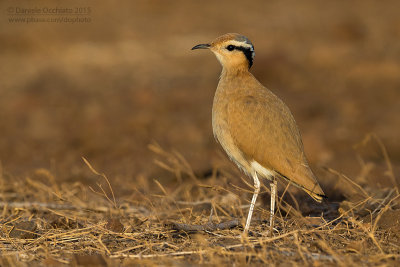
xmin=192 ymin=33 xmax=325 ymax=233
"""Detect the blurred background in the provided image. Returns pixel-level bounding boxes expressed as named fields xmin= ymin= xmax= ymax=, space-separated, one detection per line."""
xmin=1 ymin=0 xmax=399 ymax=196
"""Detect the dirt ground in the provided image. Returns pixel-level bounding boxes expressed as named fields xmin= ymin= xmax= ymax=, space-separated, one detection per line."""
xmin=1 ymin=0 xmax=400 ymax=266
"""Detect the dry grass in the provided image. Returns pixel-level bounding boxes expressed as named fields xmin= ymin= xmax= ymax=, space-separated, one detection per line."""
xmin=1 ymin=142 xmax=399 ymax=266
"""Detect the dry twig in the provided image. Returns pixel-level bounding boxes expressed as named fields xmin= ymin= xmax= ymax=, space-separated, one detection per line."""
xmin=167 ymin=219 xmax=239 ymax=232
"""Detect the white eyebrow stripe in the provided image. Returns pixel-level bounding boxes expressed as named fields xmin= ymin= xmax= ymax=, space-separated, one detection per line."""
xmin=224 ymin=40 xmax=254 ymax=50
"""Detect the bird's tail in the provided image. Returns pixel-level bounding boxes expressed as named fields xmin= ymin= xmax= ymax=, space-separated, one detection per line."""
xmin=304 ymin=188 xmax=326 ymax=203
xmin=277 ymin=171 xmax=326 ymax=203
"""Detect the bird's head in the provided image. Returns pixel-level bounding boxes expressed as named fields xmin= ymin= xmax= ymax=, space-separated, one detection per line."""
xmin=192 ymin=33 xmax=255 ymax=71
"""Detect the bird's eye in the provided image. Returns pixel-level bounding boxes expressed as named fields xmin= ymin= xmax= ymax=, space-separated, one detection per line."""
xmin=226 ymin=45 xmax=235 ymax=51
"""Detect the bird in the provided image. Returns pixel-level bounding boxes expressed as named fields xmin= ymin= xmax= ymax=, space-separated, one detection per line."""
xmin=192 ymin=33 xmax=325 ymax=234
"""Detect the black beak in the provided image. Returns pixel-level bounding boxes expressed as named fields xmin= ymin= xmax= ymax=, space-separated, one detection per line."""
xmin=191 ymin=43 xmax=210 ymax=50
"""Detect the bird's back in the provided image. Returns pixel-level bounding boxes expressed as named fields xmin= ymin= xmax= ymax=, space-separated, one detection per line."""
xmin=213 ymin=71 xmax=325 ymax=201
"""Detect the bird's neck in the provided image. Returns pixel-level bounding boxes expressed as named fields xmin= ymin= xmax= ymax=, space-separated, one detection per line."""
xmin=219 ymin=67 xmax=255 ymax=92
xmin=220 ymin=66 xmax=251 ymax=81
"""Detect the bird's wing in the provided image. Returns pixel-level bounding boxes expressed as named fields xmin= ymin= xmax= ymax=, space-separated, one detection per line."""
xmin=227 ymin=90 xmax=325 ymax=199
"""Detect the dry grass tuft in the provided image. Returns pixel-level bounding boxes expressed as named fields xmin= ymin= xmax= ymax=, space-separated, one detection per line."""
xmin=1 ymin=144 xmax=399 ymax=266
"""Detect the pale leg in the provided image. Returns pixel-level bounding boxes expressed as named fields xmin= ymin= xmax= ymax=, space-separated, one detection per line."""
xmin=244 ymin=172 xmax=260 ymax=234
xmin=269 ymin=178 xmax=277 ymax=231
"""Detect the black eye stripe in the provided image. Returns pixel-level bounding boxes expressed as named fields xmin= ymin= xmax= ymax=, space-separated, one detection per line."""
xmin=226 ymin=45 xmax=253 ymax=51
xmin=226 ymin=45 xmax=235 ymax=51
xmin=225 ymin=45 xmax=255 ymax=69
